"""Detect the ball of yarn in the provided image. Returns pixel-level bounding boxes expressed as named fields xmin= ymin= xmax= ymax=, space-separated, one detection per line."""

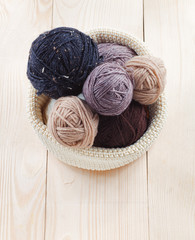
xmin=94 ymin=100 xmax=148 ymax=148
xmin=98 ymin=43 xmax=136 ymax=66
xmin=27 ymin=27 xmax=100 ymax=99
xmin=125 ymin=55 xmax=166 ymax=105
xmin=48 ymin=96 xmax=99 ymax=148
xmin=42 ymin=94 xmax=85 ymax=125
xmin=83 ymin=62 xmax=134 ymax=116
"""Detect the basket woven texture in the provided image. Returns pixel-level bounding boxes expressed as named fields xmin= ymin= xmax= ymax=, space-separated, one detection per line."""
xmin=27 ymin=28 xmax=167 ymax=171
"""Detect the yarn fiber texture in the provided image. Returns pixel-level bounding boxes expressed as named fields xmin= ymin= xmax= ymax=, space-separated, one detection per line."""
xmin=98 ymin=43 xmax=137 ymax=66
xmin=94 ymin=100 xmax=148 ymax=148
xmin=48 ymin=96 xmax=99 ymax=148
xmin=27 ymin=27 xmax=100 ymax=99
xmin=42 ymin=94 xmax=85 ymax=125
xmin=125 ymin=55 xmax=166 ymax=105
xmin=83 ymin=62 xmax=134 ymax=116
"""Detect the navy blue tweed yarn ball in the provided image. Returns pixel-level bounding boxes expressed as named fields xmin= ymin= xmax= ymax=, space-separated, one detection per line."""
xmin=27 ymin=27 xmax=100 ymax=99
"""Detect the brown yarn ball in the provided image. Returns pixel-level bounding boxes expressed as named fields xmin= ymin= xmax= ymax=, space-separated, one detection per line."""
xmin=93 ymin=100 xmax=148 ymax=148
xmin=48 ymin=96 xmax=99 ymax=148
xmin=125 ymin=56 xmax=166 ymax=105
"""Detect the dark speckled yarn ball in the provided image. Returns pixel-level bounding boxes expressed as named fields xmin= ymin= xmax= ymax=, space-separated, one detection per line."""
xmin=93 ymin=100 xmax=148 ymax=148
xmin=27 ymin=27 xmax=100 ymax=99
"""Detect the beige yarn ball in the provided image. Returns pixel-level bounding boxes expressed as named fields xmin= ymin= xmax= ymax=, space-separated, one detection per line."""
xmin=125 ymin=55 xmax=166 ymax=105
xmin=43 ymin=94 xmax=86 ymax=125
xmin=47 ymin=96 xmax=99 ymax=148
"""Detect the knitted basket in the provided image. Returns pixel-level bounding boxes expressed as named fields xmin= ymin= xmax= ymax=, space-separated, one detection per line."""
xmin=27 ymin=28 xmax=167 ymax=171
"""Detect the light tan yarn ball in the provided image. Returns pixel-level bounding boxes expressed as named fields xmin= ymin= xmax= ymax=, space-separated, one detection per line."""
xmin=47 ymin=96 xmax=99 ymax=148
xmin=125 ymin=55 xmax=166 ymax=105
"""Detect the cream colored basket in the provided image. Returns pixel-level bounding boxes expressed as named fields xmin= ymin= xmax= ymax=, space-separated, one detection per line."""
xmin=27 ymin=28 xmax=167 ymax=171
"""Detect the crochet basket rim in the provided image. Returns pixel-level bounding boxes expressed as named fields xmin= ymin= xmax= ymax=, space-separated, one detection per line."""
xmin=27 ymin=28 xmax=167 ymax=171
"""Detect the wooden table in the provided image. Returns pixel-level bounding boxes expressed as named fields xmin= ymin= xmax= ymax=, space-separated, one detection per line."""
xmin=0 ymin=0 xmax=195 ymax=239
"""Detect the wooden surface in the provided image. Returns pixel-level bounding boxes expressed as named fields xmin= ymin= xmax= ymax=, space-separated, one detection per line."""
xmin=0 ymin=0 xmax=195 ymax=239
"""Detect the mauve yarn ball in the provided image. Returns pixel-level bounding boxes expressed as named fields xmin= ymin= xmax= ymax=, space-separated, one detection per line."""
xmin=83 ymin=62 xmax=134 ymax=116
xmin=47 ymin=96 xmax=99 ymax=148
xmin=94 ymin=100 xmax=148 ymax=148
xmin=27 ymin=27 xmax=100 ymax=99
xmin=125 ymin=55 xmax=166 ymax=105
xmin=98 ymin=43 xmax=137 ymax=66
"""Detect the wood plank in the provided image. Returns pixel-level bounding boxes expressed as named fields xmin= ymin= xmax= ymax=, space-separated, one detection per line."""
xmin=52 ymin=0 xmax=143 ymax=37
xmin=144 ymin=0 xmax=195 ymax=239
xmin=46 ymin=156 xmax=149 ymax=240
xmin=45 ymin=0 xmax=149 ymax=239
xmin=0 ymin=1 xmax=52 ymax=239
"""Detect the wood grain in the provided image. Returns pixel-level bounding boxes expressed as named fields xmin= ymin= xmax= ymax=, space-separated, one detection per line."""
xmin=45 ymin=156 xmax=148 ymax=240
xmin=44 ymin=1 xmax=149 ymax=240
xmin=52 ymin=0 xmax=143 ymax=37
xmin=0 ymin=1 xmax=52 ymax=239
xmin=144 ymin=0 xmax=195 ymax=239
